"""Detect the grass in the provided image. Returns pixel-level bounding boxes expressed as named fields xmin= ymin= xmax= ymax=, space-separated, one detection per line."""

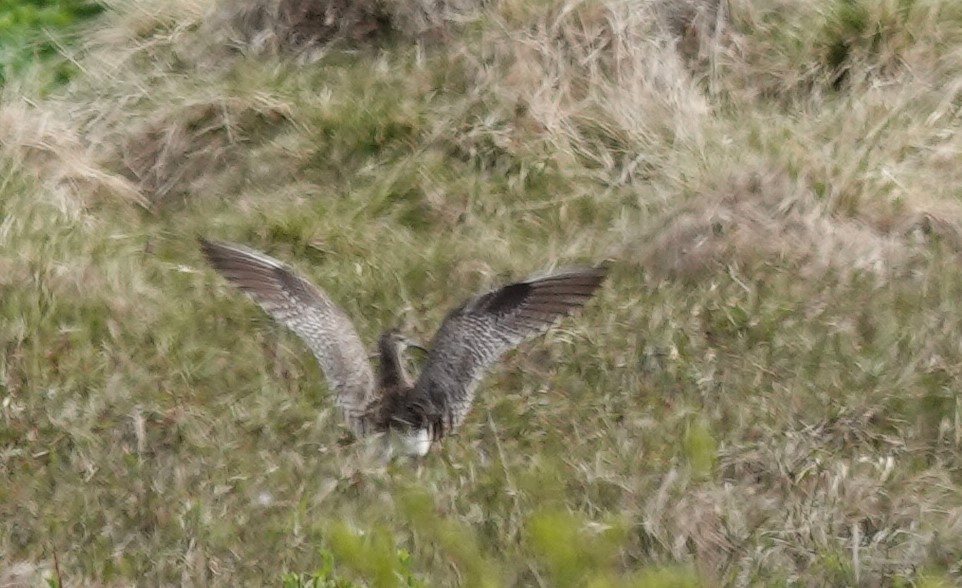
xmin=0 ymin=0 xmax=104 ymax=88
xmin=3 ymin=0 xmax=962 ymax=585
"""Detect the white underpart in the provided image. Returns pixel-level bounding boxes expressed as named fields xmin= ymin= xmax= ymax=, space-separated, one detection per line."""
xmin=400 ymin=428 xmax=432 ymax=457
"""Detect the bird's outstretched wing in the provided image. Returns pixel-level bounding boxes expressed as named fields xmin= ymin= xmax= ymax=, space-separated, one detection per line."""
xmin=410 ymin=264 xmax=608 ymax=436
xmin=199 ymin=239 xmax=376 ymax=433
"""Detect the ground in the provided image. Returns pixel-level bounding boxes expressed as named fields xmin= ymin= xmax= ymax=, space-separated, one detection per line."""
xmin=2 ymin=0 xmax=962 ymax=585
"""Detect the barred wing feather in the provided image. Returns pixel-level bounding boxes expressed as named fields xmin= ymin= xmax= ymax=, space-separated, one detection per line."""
xmin=412 ymin=265 xmax=608 ymax=435
xmin=199 ymin=239 xmax=376 ymax=432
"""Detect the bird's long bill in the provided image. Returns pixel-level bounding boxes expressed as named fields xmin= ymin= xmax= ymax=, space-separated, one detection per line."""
xmin=403 ymin=338 xmax=429 ymax=354
xmin=368 ymin=340 xmax=427 ymax=359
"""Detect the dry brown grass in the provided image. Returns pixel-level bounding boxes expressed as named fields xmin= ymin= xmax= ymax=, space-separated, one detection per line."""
xmin=0 ymin=103 xmax=144 ymax=210
xmin=637 ymin=166 xmax=917 ymax=280
xmin=457 ymin=0 xmax=712 ymax=186
xmin=108 ymin=96 xmax=293 ymax=206
xmin=214 ymin=0 xmax=487 ymax=55
xmin=0 ymin=562 xmax=47 ymax=588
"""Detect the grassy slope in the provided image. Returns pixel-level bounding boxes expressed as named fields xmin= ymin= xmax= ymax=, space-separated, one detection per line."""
xmin=3 ymin=0 xmax=962 ymax=585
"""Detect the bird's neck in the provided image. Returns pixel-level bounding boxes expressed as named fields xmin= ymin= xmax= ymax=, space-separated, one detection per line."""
xmin=378 ymin=338 xmax=414 ymax=392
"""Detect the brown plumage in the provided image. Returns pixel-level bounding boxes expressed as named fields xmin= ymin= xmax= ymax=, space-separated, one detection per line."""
xmin=199 ymin=238 xmax=608 ymax=456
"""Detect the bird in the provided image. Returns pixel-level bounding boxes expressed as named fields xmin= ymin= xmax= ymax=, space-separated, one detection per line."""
xmin=199 ymin=238 xmax=608 ymax=457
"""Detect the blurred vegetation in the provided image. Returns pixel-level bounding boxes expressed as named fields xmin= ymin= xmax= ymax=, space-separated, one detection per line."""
xmin=0 ymin=0 xmax=104 ymax=87
xmin=282 ymin=548 xmax=424 ymax=588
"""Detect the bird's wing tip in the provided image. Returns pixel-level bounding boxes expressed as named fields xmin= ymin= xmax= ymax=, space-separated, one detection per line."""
xmin=547 ymin=260 xmax=612 ymax=281
xmin=198 ymin=238 xmax=288 ymax=271
xmin=198 ymin=236 xmax=232 ymax=258
xmin=592 ymin=259 xmax=614 ymax=279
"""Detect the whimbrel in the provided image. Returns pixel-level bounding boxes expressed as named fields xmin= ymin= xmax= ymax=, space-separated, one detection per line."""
xmin=199 ymin=239 xmax=607 ymax=457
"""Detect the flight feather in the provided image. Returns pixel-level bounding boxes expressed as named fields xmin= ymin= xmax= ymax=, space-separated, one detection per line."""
xmin=199 ymin=239 xmax=376 ymax=432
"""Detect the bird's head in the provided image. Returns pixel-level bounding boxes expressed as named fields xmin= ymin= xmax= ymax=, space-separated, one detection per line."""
xmin=377 ymin=328 xmax=428 ymax=359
